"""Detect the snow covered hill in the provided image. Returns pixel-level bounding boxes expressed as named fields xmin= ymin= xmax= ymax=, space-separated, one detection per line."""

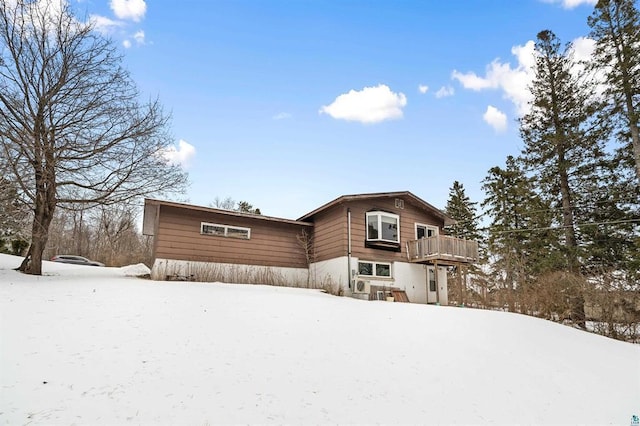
xmin=1 ymin=253 xmax=638 ymax=425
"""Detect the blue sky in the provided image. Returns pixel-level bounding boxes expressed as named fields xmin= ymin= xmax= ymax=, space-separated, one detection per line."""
xmin=82 ymin=0 xmax=597 ymax=219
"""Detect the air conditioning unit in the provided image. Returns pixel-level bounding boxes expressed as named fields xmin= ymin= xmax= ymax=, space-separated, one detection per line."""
xmin=353 ymin=279 xmax=370 ymax=294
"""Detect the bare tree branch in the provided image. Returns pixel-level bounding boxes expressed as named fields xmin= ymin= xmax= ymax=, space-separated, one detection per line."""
xmin=0 ymin=0 xmax=187 ymax=274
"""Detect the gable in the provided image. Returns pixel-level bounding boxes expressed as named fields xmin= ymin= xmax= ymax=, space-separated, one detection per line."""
xmin=298 ymin=191 xmax=453 ymax=225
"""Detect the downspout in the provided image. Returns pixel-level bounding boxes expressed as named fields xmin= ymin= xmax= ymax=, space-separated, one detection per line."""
xmin=434 ymin=260 xmax=440 ymax=305
xmin=347 ymin=208 xmax=352 ymax=291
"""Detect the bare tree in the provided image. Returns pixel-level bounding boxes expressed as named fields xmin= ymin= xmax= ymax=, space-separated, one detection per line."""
xmin=211 ymin=197 xmax=261 ymax=214
xmin=93 ymin=204 xmax=148 ymax=266
xmin=297 ymin=229 xmax=314 ymax=288
xmin=211 ymin=196 xmax=237 ymax=210
xmin=43 ymin=203 xmax=153 ymax=267
xmin=0 ymin=1 xmax=187 ymax=274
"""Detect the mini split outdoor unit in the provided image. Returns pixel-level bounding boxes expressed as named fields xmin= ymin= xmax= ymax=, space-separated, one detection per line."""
xmin=354 ymin=280 xmax=370 ymax=294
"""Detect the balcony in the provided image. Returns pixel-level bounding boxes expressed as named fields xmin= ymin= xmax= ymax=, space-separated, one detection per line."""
xmin=406 ymin=235 xmax=479 ymax=264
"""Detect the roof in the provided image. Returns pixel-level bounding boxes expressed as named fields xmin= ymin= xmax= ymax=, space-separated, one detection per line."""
xmin=145 ymin=198 xmax=314 ymax=227
xmin=297 ymin=191 xmax=455 ymax=225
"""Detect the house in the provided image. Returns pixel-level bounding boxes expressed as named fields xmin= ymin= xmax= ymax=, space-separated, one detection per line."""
xmin=143 ymin=191 xmax=479 ymax=304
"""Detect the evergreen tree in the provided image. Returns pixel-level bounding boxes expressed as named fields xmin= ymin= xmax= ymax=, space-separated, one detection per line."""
xmin=586 ymin=0 xmax=640 ymax=282
xmin=519 ymin=30 xmax=602 ymax=273
xmin=481 ymin=157 xmax=560 ymax=311
xmin=211 ymin=197 xmax=261 ymax=215
xmin=0 ymin=176 xmax=29 ymax=252
xmin=237 ymin=201 xmax=261 ymax=215
xmin=444 ymin=181 xmax=483 ymax=306
xmin=588 ymin=0 xmax=640 ymax=180
xmin=444 ymin=181 xmax=481 ymax=242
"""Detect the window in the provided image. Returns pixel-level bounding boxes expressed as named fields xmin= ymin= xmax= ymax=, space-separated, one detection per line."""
xmin=416 ymin=223 xmax=439 ymax=239
xmin=429 ymin=268 xmax=436 ymax=292
xmin=366 ymin=211 xmax=399 ymax=244
xmin=201 ymin=222 xmax=250 ymax=239
xmin=358 ymin=261 xmax=392 ymax=278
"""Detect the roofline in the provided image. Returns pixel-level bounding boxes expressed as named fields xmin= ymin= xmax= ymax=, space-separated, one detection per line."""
xmin=145 ymin=198 xmax=314 ymax=227
xmin=297 ymin=191 xmax=455 ymax=225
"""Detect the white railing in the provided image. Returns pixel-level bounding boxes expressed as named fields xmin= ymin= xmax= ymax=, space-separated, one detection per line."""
xmin=406 ymin=235 xmax=479 ymax=263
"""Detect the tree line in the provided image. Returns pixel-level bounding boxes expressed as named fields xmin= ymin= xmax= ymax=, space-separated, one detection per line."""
xmin=443 ymin=0 xmax=639 ymax=342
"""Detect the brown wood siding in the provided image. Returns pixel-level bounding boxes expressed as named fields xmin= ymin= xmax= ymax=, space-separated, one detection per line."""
xmin=308 ymin=196 xmax=445 ymax=264
xmin=311 ymin=205 xmax=346 ymax=262
xmin=155 ymin=205 xmax=309 ymax=268
xmin=311 ymin=197 xmax=445 ymax=263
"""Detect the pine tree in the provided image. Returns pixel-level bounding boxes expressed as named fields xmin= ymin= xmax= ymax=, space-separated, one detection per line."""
xmin=444 ymin=181 xmax=481 ymax=242
xmin=0 ymin=176 xmax=30 ymax=252
xmin=444 ymin=181 xmax=483 ymax=306
xmin=481 ymin=157 xmax=560 ymax=311
xmin=519 ymin=30 xmax=602 ymax=273
xmin=586 ymin=0 xmax=640 ymax=283
xmin=237 ymin=201 xmax=261 ymax=215
xmin=588 ymin=0 xmax=640 ymax=180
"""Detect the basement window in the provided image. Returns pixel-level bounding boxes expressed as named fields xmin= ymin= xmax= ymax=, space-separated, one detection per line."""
xmin=201 ymin=222 xmax=250 ymax=239
xmin=358 ymin=261 xmax=392 ymax=278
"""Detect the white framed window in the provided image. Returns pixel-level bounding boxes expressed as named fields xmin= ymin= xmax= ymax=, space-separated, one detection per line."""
xmin=201 ymin=222 xmax=250 ymax=239
xmin=366 ymin=211 xmax=400 ymax=244
xmin=415 ymin=223 xmax=439 ymax=239
xmin=358 ymin=261 xmax=392 ymax=278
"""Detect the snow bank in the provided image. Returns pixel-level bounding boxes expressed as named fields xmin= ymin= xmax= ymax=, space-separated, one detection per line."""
xmin=119 ymin=263 xmax=151 ymax=277
xmin=1 ymin=254 xmax=638 ymax=425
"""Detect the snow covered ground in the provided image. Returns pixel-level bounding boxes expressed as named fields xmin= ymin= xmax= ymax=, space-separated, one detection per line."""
xmin=1 ymin=253 xmax=638 ymax=425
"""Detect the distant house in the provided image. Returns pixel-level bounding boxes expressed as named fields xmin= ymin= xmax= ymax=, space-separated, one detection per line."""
xmin=143 ymin=191 xmax=478 ymax=304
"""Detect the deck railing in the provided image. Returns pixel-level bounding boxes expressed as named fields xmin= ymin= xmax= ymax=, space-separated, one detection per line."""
xmin=406 ymin=235 xmax=479 ymax=263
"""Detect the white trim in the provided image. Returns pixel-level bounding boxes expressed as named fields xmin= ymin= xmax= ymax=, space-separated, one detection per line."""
xmin=415 ymin=223 xmax=439 ymax=239
xmin=366 ymin=211 xmax=400 ymax=243
xmin=201 ymin=222 xmax=251 ymax=239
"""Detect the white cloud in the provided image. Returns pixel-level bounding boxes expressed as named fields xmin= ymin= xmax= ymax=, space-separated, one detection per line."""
xmin=110 ymin=0 xmax=146 ymax=22
xmin=37 ymin=0 xmax=65 ymax=18
xmin=319 ymin=84 xmax=407 ymax=124
xmin=122 ymin=30 xmax=145 ymax=49
xmin=540 ymin=0 xmax=596 ymax=9
xmin=483 ymin=105 xmax=508 ymax=132
xmin=161 ymin=139 xmax=196 ymax=169
xmin=418 ymin=84 xmax=429 ymax=94
xmin=6 ymin=0 xmax=67 ymax=33
xmin=570 ymin=36 xmax=596 ymax=63
xmin=89 ymin=14 xmax=123 ymax=34
xmin=273 ymin=112 xmax=292 ymax=120
xmin=452 ymin=37 xmax=600 ymax=118
xmin=452 ymin=40 xmax=536 ymax=115
xmin=133 ymin=30 xmax=145 ymax=45
xmin=435 ymin=86 xmax=455 ymax=98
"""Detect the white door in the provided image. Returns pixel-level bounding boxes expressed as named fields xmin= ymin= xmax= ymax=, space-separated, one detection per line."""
xmin=427 ymin=267 xmax=438 ymax=303
xmin=427 ymin=266 xmax=448 ymax=304
xmin=438 ymin=266 xmax=448 ymax=305
xmin=413 ymin=270 xmax=428 ymax=304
